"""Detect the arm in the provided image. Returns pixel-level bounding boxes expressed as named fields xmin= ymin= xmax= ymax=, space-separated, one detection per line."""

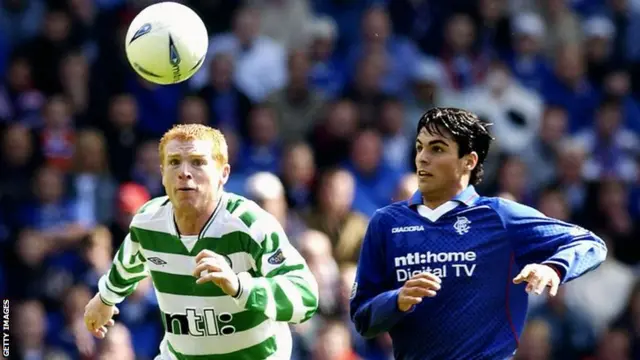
xmin=350 ymin=211 xmax=408 ymax=338
xmin=498 ymin=199 xmax=607 ymax=284
xmin=232 ymin=216 xmax=319 ymax=324
xmin=98 ymin=231 xmax=148 ymax=305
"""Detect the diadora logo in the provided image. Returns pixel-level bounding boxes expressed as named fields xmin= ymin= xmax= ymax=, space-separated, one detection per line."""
xmin=164 ymin=307 xmax=234 ymax=336
xmin=453 ymin=216 xmax=471 ymax=235
xmin=147 ymin=257 xmax=167 ymax=266
xmin=391 ymin=226 xmax=425 ymax=234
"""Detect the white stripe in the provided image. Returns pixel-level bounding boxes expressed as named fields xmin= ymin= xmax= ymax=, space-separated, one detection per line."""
xmin=114 ymin=259 xmax=146 ymax=280
xmin=155 ymin=292 xmax=247 ymax=315
xmin=165 ymin=317 xmax=282 ymax=355
xmin=274 ymin=277 xmax=305 ymax=323
xmin=104 ymin=272 xmax=132 ymax=292
xmin=141 ymin=249 xmax=255 ymax=276
xmin=258 ymin=277 xmax=277 ymax=320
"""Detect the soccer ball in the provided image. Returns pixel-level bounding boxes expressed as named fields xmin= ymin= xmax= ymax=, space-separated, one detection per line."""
xmin=125 ymin=2 xmax=209 ymax=85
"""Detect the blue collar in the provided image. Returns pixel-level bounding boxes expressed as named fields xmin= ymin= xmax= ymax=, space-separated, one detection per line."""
xmin=407 ymin=185 xmax=480 ymax=207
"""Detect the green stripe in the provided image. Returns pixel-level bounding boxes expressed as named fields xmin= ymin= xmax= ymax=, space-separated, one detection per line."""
xmin=161 ymin=309 xmax=268 ymax=334
xmin=132 ymin=227 xmax=262 ymax=259
xmin=116 ymin=246 xmax=145 ymax=274
xmin=150 ymin=270 xmax=259 ymax=297
xmin=109 ymin=267 xmax=146 ymax=287
xmin=105 ymin=280 xmax=134 ymax=297
xmin=239 ymin=211 xmax=258 ymax=228
xmin=167 ymin=336 xmax=277 ymax=360
xmin=265 ymin=264 xmax=304 ymax=278
xmin=272 ymin=283 xmax=293 ymax=321
xmin=225 ymin=197 xmax=244 ymax=214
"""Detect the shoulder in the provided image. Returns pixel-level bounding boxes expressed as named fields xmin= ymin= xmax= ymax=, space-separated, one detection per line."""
xmin=131 ymin=196 xmax=171 ymax=223
xmin=369 ymin=201 xmax=411 ymax=228
xmin=475 ymin=196 xmax=546 ymax=225
xmin=210 ymin=192 xmax=281 ymax=244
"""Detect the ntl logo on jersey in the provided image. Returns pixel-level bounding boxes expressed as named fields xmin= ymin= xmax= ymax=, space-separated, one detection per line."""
xmin=393 ymin=251 xmax=477 ymax=282
xmin=163 ymin=307 xmax=235 ymax=336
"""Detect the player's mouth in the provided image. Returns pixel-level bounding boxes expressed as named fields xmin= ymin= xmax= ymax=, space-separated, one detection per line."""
xmin=177 ymin=187 xmax=196 ymax=192
xmin=417 ymin=170 xmax=433 ymax=178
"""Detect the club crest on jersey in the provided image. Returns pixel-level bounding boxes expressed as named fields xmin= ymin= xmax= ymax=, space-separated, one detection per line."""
xmin=453 ymin=216 xmax=471 ymax=235
xmin=267 ymin=249 xmax=286 ymax=265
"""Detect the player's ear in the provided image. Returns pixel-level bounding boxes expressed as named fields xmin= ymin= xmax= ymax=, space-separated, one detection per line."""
xmin=220 ymin=163 xmax=230 ymax=185
xmin=464 ymin=152 xmax=479 ymax=171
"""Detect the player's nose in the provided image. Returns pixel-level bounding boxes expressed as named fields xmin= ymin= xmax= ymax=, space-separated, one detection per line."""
xmin=177 ymin=164 xmax=193 ymax=179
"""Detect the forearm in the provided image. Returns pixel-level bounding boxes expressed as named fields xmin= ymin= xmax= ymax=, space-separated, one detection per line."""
xmin=351 ymin=289 xmax=408 ymax=338
xmin=232 ymin=269 xmax=319 ymax=324
xmin=543 ymin=236 xmax=607 ymax=283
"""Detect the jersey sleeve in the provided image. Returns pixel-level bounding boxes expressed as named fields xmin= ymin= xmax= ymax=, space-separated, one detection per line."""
xmin=98 ymin=231 xmax=148 ymax=305
xmin=232 ymin=213 xmax=319 ymax=324
xmin=498 ymin=199 xmax=607 ymax=283
xmin=350 ymin=210 xmax=410 ymax=338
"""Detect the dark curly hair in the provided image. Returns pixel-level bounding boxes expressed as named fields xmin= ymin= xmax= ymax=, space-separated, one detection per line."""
xmin=416 ymin=107 xmax=494 ymax=185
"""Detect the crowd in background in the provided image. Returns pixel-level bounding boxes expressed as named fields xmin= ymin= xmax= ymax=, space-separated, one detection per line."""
xmin=1 ymin=0 xmax=639 ymax=359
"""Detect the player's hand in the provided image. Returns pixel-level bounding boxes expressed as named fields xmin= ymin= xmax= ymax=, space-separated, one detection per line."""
xmin=397 ymin=272 xmax=442 ymax=312
xmin=513 ymin=264 xmax=560 ymax=296
xmin=83 ymin=293 xmax=119 ymax=339
xmin=193 ymin=250 xmax=240 ymax=297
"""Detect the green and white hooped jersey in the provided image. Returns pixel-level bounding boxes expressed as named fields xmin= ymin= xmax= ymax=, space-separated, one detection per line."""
xmin=98 ymin=192 xmax=319 ymax=360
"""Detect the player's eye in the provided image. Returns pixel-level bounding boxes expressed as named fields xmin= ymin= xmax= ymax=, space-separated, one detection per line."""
xmin=416 ymin=145 xmax=423 ymax=152
xmin=431 ymin=146 xmax=444 ymax=153
xmin=192 ymin=159 xmax=205 ymax=166
xmin=168 ymin=159 xmax=180 ymax=166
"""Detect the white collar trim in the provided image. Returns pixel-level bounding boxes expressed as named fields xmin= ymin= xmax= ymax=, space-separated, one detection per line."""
xmin=417 ymin=201 xmax=460 ymax=222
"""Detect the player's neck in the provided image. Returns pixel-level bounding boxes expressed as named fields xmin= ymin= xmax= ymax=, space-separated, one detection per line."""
xmin=174 ymin=198 xmax=219 ymax=236
xmin=422 ymin=183 xmax=468 ymax=209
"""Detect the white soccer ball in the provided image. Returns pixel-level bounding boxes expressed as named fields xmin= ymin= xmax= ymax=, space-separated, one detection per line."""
xmin=125 ymin=2 xmax=209 ymax=85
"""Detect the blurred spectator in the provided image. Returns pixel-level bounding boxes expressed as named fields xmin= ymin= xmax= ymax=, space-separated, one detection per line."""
xmin=196 ymin=52 xmax=252 ymax=134
xmin=439 ymin=13 xmax=488 ymax=92
xmin=527 ymin=288 xmax=598 ymax=359
xmin=110 ymin=182 xmax=150 ymax=249
xmin=342 ymin=50 xmax=388 ymax=126
xmin=519 ymin=105 xmax=569 ymax=193
xmin=236 ymin=104 xmax=281 ymax=174
xmin=345 ymin=6 xmax=420 ymax=97
xmin=564 ymin=233 xmax=637 ymax=335
xmin=344 ymin=129 xmax=403 ymax=216
xmin=131 ymin=140 xmax=163 ymax=197
xmin=507 ymin=12 xmax=550 ymax=93
xmin=245 ymin=171 xmax=307 ymax=242
xmin=177 ymin=96 xmax=208 ymax=125
xmin=40 ymin=95 xmax=76 ymax=172
xmin=68 ymin=129 xmax=117 ymax=227
xmin=96 ymin=323 xmax=136 ymax=360
xmin=103 ymin=93 xmax=147 ymax=182
xmin=268 ymin=49 xmax=326 ymax=144
xmin=310 ymin=99 xmax=360 ymax=169
xmin=0 ymin=54 xmax=46 ymax=126
xmin=542 ymin=44 xmax=599 ymax=132
xmin=280 ymin=141 xmax=316 ymax=209
xmin=583 ymin=16 xmax=617 ymax=88
xmin=192 ymin=6 xmax=286 ymax=102
xmin=304 ymin=169 xmax=368 ymax=264
xmin=515 ymin=319 xmax=553 ymax=360
xmin=249 ymin=0 xmax=312 ymax=50
xmin=539 ymin=0 xmax=583 ymax=60
xmin=463 ymin=60 xmax=543 ymax=154
xmin=394 ymin=173 xmax=418 ymax=202
xmin=378 ymin=97 xmax=411 ymax=172
xmin=306 ymin=16 xmax=344 ymax=99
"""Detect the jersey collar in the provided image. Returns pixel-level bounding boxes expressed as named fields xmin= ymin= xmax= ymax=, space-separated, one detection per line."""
xmin=407 ymin=185 xmax=479 ymax=207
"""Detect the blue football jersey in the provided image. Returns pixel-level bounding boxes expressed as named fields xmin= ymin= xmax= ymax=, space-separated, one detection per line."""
xmin=350 ymin=186 xmax=607 ymax=360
